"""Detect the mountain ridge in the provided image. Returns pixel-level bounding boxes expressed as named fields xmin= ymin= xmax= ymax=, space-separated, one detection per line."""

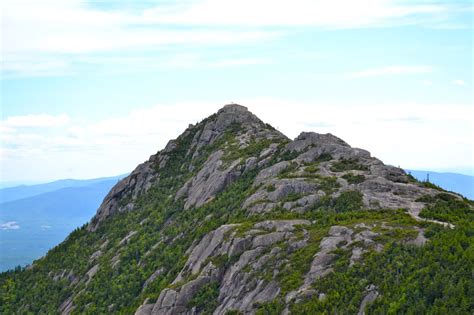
xmin=1 ymin=104 xmax=472 ymax=315
xmin=0 ymin=175 xmax=126 ymax=203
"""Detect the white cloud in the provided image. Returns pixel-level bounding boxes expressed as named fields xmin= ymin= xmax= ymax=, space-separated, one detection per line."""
xmin=141 ymin=0 xmax=445 ymax=28
xmin=452 ymin=79 xmax=466 ymax=86
xmin=0 ymin=221 xmax=20 ymax=230
xmin=1 ymin=0 xmax=278 ymax=75
xmin=1 ymin=0 xmax=465 ymax=77
xmin=348 ymin=65 xmax=434 ymax=78
xmin=1 ymin=114 xmax=70 ymax=128
xmin=212 ymin=58 xmax=272 ymax=68
xmin=1 ymin=100 xmax=473 ymax=181
xmin=422 ymin=80 xmax=433 ymax=86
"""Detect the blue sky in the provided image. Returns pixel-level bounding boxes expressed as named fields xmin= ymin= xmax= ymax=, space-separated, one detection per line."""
xmin=1 ymin=0 xmax=473 ymax=182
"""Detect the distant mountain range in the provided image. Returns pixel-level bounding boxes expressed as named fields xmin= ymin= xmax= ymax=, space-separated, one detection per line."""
xmin=406 ymin=170 xmax=473 ymax=200
xmin=0 ymin=175 xmax=125 ymax=203
xmin=0 ymin=175 xmax=127 ymax=271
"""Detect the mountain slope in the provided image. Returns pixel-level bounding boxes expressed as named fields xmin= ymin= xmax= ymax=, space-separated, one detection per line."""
xmin=0 ymin=179 xmax=122 ymax=271
xmin=1 ymin=104 xmax=472 ymax=315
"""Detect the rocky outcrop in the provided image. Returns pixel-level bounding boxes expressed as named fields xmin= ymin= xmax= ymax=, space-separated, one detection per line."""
xmin=142 ymin=267 xmax=165 ymax=291
xmin=285 ymin=225 xmax=380 ymax=304
xmin=286 ymin=132 xmax=350 ymax=153
xmin=59 ymin=296 xmax=75 ymax=315
xmin=119 ymin=230 xmax=138 ymax=246
xmin=88 ymin=160 xmax=158 ymax=231
xmin=174 ymin=224 xmax=239 ymax=283
xmin=85 ymin=264 xmax=99 ymax=285
xmin=242 ymin=130 xmax=454 ymax=219
xmin=358 ymin=284 xmax=379 ymax=315
xmin=137 ymin=219 xmax=427 ymax=315
xmin=142 ymin=220 xmax=310 ymax=314
xmin=135 ymin=303 xmax=154 ymax=315
xmin=176 ymin=151 xmax=242 ymax=209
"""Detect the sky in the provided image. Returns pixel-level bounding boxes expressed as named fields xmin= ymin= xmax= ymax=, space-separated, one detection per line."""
xmin=1 ymin=0 xmax=473 ymax=183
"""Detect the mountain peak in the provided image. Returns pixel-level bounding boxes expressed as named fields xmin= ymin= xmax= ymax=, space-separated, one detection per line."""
xmin=219 ymin=103 xmax=248 ymax=113
xmin=212 ymin=103 xmax=263 ymax=129
xmin=88 ymin=104 xmax=286 ymax=230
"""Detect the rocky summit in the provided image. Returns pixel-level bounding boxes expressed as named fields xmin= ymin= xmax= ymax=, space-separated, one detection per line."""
xmin=1 ymin=104 xmax=472 ymax=314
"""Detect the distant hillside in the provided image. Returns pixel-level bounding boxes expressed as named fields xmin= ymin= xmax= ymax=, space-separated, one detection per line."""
xmin=0 ymin=175 xmax=125 ymax=203
xmin=0 ymin=178 xmax=125 ymax=271
xmin=407 ymin=170 xmax=473 ymax=200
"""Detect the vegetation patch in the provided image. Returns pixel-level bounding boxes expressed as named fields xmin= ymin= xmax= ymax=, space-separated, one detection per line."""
xmin=315 ymin=153 xmax=333 ymax=162
xmin=342 ymin=173 xmax=366 ymax=184
xmin=309 ymin=191 xmax=364 ymax=214
xmin=290 ymin=224 xmax=473 ymax=314
xmin=266 ymin=184 xmax=276 ymax=192
xmin=333 ymin=191 xmax=364 ymax=213
xmin=187 ymin=281 xmax=220 ymax=314
xmin=418 ymin=193 xmax=473 ymax=223
xmin=255 ymin=300 xmax=285 ymax=315
xmin=420 ymin=181 xmax=444 ymax=191
xmin=278 ymin=231 xmax=325 ymax=294
xmin=317 ymin=176 xmax=341 ymax=194
xmin=279 ymin=149 xmax=300 ymax=161
xmin=330 ymin=159 xmax=368 ymax=172
xmin=277 ymin=162 xmax=299 ymax=179
xmin=283 ymin=192 xmax=305 ymax=203
xmin=222 ymin=137 xmax=273 ymax=165
xmin=304 ymin=165 xmax=319 ymax=173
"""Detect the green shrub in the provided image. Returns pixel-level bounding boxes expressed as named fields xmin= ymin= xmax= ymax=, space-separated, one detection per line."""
xmin=421 ymin=181 xmax=443 ymax=191
xmin=419 ymin=193 xmax=473 ymax=223
xmin=333 ymin=191 xmax=364 ymax=213
xmin=284 ymin=192 xmax=305 ymax=202
xmin=342 ymin=173 xmax=366 ymax=184
xmin=330 ymin=159 xmax=368 ymax=172
xmin=318 ymin=176 xmax=341 ymax=194
xmin=305 ymin=165 xmax=319 ymax=173
xmin=266 ymin=184 xmax=276 ymax=192
xmin=187 ymin=281 xmax=220 ymax=314
xmin=315 ymin=153 xmax=333 ymax=162
xmin=255 ymin=300 xmax=285 ymax=315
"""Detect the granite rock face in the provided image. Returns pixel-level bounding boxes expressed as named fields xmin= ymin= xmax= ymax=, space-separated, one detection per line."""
xmin=88 ymin=161 xmax=157 ymax=231
xmin=243 ymin=130 xmax=444 ymax=218
xmin=176 ymin=150 xmax=242 ymax=210
xmin=136 ymin=219 xmax=423 ymax=315
xmin=143 ymin=220 xmax=310 ymax=315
